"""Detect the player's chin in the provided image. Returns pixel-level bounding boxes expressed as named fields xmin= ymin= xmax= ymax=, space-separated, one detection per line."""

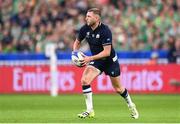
xmin=86 ymin=22 xmax=91 ymax=26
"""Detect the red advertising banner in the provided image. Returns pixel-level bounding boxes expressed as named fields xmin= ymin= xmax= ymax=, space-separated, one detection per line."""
xmin=0 ymin=64 xmax=180 ymax=94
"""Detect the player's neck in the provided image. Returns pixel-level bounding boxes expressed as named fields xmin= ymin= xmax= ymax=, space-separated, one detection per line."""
xmin=91 ymin=21 xmax=101 ymax=31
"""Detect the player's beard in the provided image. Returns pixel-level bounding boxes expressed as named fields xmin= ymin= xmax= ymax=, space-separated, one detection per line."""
xmin=87 ymin=20 xmax=96 ymax=27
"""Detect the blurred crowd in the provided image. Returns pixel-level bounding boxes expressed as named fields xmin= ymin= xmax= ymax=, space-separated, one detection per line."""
xmin=0 ymin=0 xmax=179 ymax=54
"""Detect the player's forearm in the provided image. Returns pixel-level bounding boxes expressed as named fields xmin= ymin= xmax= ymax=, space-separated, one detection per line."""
xmin=73 ymin=40 xmax=81 ymax=51
xmin=90 ymin=50 xmax=110 ymax=61
xmin=90 ymin=45 xmax=111 ymax=61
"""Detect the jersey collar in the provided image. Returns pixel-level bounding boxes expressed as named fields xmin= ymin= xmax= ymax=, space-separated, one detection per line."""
xmin=92 ymin=22 xmax=102 ymax=31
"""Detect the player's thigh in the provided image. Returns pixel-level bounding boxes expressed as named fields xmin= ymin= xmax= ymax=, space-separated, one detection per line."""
xmin=110 ymin=76 xmax=124 ymax=92
xmin=81 ymin=65 xmax=100 ymax=85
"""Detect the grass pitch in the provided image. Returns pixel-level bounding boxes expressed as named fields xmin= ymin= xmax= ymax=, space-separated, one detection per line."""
xmin=0 ymin=94 xmax=179 ymax=123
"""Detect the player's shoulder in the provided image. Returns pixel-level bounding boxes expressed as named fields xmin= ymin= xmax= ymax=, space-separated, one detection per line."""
xmin=101 ymin=23 xmax=108 ymax=28
xmin=100 ymin=23 xmax=111 ymax=31
xmin=100 ymin=23 xmax=112 ymax=34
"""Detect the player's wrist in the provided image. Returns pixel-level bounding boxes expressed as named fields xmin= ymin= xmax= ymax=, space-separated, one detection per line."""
xmin=90 ymin=56 xmax=94 ymax=61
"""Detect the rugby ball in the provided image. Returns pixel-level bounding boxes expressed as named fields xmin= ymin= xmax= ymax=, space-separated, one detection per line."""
xmin=71 ymin=51 xmax=85 ymax=67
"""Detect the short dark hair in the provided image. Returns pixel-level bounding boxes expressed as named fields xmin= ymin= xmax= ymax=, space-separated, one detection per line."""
xmin=87 ymin=8 xmax=101 ymax=17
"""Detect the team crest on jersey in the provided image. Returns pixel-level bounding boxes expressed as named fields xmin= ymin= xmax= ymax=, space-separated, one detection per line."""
xmin=96 ymin=34 xmax=100 ymax=38
xmin=86 ymin=32 xmax=90 ymax=38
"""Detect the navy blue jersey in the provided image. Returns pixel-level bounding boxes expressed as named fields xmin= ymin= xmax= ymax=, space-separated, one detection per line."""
xmin=77 ymin=23 xmax=116 ymax=62
xmin=77 ymin=23 xmax=120 ymax=77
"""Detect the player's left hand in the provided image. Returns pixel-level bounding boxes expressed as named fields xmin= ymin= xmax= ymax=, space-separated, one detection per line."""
xmin=79 ymin=56 xmax=92 ymax=66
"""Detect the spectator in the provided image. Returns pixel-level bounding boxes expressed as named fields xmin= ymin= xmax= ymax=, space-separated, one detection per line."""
xmin=168 ymin=39 xmax=180 ymax=63
xmin=0 ymin=0 xmax=179 ymax=53
xmin=147 ymin=52 xmax=159 ymax=65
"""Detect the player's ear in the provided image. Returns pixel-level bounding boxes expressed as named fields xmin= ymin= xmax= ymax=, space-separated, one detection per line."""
xmin=94 ymin=15 xmax=99 ymax=21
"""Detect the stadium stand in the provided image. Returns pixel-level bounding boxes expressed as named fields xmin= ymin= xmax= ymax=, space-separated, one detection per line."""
xmin=0 ymin=0 xmax=179 ymax=62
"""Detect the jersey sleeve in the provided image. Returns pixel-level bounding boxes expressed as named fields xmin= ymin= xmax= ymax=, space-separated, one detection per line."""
xmin=77 ymin=25 xmax=87 ymax=42
xmin=101 ymin=27 xmax=112 ymax=46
